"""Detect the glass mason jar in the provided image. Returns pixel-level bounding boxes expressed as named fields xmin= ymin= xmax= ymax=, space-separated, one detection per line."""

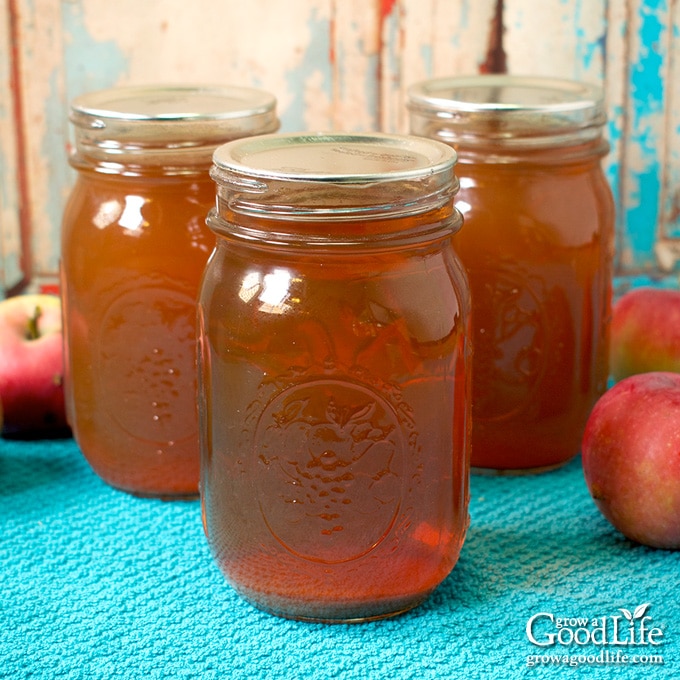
xmin=408 ymin=75 xmax=615 ymax=473
xmin=61 ymin=84 xmax=278 ymax=497
xmin=198 ymin=132 xmax=472 ymax=622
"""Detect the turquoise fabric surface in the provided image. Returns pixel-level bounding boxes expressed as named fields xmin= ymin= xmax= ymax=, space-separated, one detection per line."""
xmin=1 ymin=436 xmax=678 ymax=680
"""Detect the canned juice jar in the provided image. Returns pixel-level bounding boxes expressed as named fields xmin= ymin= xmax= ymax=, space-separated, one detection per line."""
xmin=198 ymin=132 xmax=472 ymax=621
xmin=61 ymin=84 xmax=278 ymax=497
xmin=408 ymin=75 xmax=615 ymax=473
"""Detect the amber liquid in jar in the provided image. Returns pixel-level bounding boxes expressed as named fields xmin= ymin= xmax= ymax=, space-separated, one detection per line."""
xmin=199 ymin=133 xmax=472 ymax=621
xmin=61 ymin=172 xmax=215 ymax=495
xmin=454 ymin=149 xmax=613 ymax=471
xmin=409 ymin=76 xmax=615 ymax=473
xmin=61 ymin=85 xmax=278 ymax=497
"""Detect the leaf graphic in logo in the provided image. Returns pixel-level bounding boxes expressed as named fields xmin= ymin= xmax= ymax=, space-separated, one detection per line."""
xmin=633 ymin=603 xmax=650 ymax=619
xmin=619 ymin=608 xmax=633 ymax=621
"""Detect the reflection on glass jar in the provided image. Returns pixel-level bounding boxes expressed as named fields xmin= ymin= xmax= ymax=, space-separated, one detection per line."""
xmin=198 ymin=132 xmax=472 ymax=621
xmin=408 ymin=75 xmax=615 ymax=473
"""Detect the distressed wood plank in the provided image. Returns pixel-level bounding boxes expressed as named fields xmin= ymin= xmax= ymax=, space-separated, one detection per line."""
xmin=603 ymin=0 xmax=630 ymax=275
xmin=11 ymin=0 xmax=67 ymax=289
xmin=657 ymin=0 xmax=680 ymax=243
xmin=3 ymin=0 xmax=680 ymax=290
xmin=382 ymin=0 xmax=498 ymax=133
xmin=504 ymin=0 xmax=608 ymax=81
xmin=65 ymin=0 xmax=335 ymax=131
xmin=0 ymin=0 xmax=23 ymax=293
xmin=619 ymin=0 xmax=672 ymax=274
xmin=13 ymin=0 xmax=341 ymax=290
xmin=330 ymin=0 xmax=379 ymax=131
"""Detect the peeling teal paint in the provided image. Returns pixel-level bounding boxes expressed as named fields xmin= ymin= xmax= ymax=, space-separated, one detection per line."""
xmin=605 ymin=106 xmax=624 ymax=213
xmin=0 ymin=7 xmax=20 ymax=289
xmin=41 ymin=70 xmax=71 ymax=272
xmin=2 ymin=0 xmax=678 ymax=286
xmin=334 ymin=32 xmax=379 ymax=132
xmin=30 ymin=1 xmax=130 ymax=273
xmin=363 ymin=52 xmax=380 ymax=131
xmin=446 ymin=0 xmax=472 ymax=48
xmin=419 ymin=44 xmax=433 ymax=74
xmin=1 ymin=7 xmax=24 ymax=289
xmin=573 ymin=2 xmax=592 ymax=73
xmin=625 ymin=167 xmax=662 ymax=254
xmin=0 ymin=126 xmax=11 ymax=212
xmin=622 ymin=0 xmax=667 ymax=270
xmin=459 ymin=0 xmax=472 ymax=29
xmin=374 ymin=4 xmax=402 ymax=130
xmin=380 ymin=6 xmax=401 ymax=130
xmin=62 ymin=1 xmax=129 ymax=98
xmin=630 ymin=3 xmax=665 ymax=109
xmin=614 ymin=272 xmax=680 ymax=295
xmin=282 ymin=8 xmax=332 ymax=132
xmin=574 ymin=25 xmax=606 ymax=75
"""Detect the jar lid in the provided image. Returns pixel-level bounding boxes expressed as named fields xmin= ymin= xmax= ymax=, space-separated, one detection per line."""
xmin=210 ymin=132 xmax=459 ymax=229
xmin=212 ymin=131 xmax=456 ymax=183
xmin=407 ymin=75 xmax=606 ymax=148
xmin=71 ymin=84 xmax=277 ymax=122
xmin=69 ymin=84 xmax=279 ymax=172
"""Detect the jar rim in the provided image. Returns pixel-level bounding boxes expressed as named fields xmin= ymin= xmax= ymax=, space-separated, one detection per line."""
xmin=70 ymin=83 xmax=277 ymax=123
xmin=211 ymin=131 xmax=457 ymax=184
xmin=407 ymin=74 xmax=604 ymax=116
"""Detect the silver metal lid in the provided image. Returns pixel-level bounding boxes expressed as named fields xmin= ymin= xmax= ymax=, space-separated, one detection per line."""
xmin=408 ymin=75 xmax=603 ymax=114
xmin=209 ymin=132 xmax=459 ymax=230
xmin=69 ymin=84 xmax=279 ymax=171
xmin=71 ymin=84 xmax=277 ymax=122
xmin=211 ymin=131 xmax=456 ymax=183
xmin=407 ymin=75 xmax=606 ymax=148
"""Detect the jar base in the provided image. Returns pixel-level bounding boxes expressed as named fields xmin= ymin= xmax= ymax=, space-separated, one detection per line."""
xmin=471 ymin=458 xmax=572 ymax=476
xmin=131 ymin=491 xmax=200 ymax=502
xmin=237 ymin=590 xmax=431 ymax=624
xmin=107 ymin=482 xmax=200 ymax=501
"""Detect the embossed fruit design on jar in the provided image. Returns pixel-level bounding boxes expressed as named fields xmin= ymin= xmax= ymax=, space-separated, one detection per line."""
xmin=61 ymin=85 xmax=278 ymax=497
xmin=198 ymin=132 xmax=472 ymax=621
xmin=408 ymin=75 xmax=615 ymax=473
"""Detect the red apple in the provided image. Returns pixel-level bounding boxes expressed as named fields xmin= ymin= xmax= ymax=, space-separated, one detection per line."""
xmin=581 ymin=371 xmax=680 ymax=550
xmin=610 ymin=287 xmax=680 ymax=381
xmin=0 ymin=293 xmax=70 ymax=437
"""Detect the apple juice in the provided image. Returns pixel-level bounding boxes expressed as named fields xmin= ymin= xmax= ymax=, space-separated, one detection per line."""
xmin=408 ymin=76 xmax=615 ymax=473
xmin=198 ymin=133 xmax=472 ymax=621
xmin=60 ymin=85 xmax=278 ymax=497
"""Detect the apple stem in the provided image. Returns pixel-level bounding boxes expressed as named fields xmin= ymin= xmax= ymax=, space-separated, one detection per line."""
xmin=27 ymin=305 xmax=42 ymax=340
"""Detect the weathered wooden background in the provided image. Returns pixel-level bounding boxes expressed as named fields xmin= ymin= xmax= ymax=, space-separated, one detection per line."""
xmin=1 ymin=0 xmax=679 ymax=294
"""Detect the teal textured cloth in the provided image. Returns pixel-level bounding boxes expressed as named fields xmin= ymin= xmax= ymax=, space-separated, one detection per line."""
xmin=1 ymin=437 xmax=678 ymax=679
